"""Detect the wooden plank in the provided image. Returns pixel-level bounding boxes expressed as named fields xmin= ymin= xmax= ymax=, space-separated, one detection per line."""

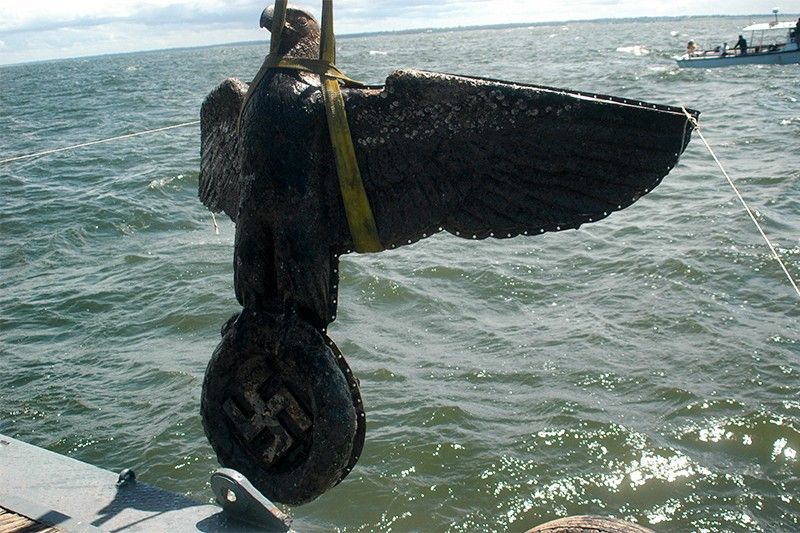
xmin=526 ymin=515 xmax=654 ymax=533
xmin=0 ymin=506 xmax=60 ymax=533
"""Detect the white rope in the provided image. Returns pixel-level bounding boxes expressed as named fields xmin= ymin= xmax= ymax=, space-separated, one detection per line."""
xmin=0 ymin=120 xmax=201 ymax=165
xmin=682 ymin=108 xmax=800 ymax=299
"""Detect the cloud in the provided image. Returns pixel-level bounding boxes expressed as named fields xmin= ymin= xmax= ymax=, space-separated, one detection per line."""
xmin=0 ymin=0 xmax=263 ymax=33
xmin=0 ymin=0 xmax=269 ymax=64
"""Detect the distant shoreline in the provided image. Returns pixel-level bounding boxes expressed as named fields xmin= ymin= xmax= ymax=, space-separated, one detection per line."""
xmin=339 ymin=13 xmax=791 ymax=39
xmin=2 ymin=12 xmax=796 ymax=68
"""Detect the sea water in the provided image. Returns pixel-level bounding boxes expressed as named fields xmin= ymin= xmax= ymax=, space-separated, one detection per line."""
xmin=1 ymin=14 xmax=799 ymax=532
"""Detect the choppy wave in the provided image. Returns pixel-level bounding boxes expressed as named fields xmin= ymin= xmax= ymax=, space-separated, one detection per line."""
xmin=617 ymin=45 xmax=650 ymax=56
xmin=1 ymin=14 xmax=799 ymax=533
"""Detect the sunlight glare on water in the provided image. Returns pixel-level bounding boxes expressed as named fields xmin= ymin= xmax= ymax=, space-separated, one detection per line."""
xmin=1 ymin=13 xmax=799 ymax=533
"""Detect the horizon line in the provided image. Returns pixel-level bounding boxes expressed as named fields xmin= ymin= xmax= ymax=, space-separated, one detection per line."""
xmin=1 ymin=11 xmax=795 ymax=68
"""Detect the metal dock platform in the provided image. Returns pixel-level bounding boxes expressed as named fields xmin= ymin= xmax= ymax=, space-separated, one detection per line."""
xmin=0 ymin=434 xmax=287 ymax=532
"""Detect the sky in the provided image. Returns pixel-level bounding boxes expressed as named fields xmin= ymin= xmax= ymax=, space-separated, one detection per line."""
xmin=1 ymin=0 xmax=799 ymax=65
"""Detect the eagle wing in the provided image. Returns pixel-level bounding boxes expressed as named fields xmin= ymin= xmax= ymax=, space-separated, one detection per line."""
xmin=199 ymin=77 xmax=248 ymax=222
xmin=199 ymin=69 xmax=698 ymax=249
xmin=344 ymin=70 xmax=697 ymax=249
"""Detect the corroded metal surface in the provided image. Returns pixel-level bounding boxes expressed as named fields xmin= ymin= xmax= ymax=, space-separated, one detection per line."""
xmin=199 ymin=7 xmax=697 ymax=333
xmin=198 ymin=4 xmax=698 ymax=506
xmin=326 ymin=336 xmax=366 ymax=484
xmin=201 ymin=310 xmax=363 ymax=505
xmin=199 ymin=78 xmax=245 ymax=221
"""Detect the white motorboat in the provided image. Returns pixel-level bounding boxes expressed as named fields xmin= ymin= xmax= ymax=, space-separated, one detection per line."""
xmin=677 ymin=13 xmax=800 ymax=68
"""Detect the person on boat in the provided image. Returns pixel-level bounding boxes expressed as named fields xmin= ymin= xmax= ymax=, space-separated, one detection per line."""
xmin=686 ymin=40 xmax=700 ymax=56
xmin=794 ymin=18 xmax=800 ymax=43
xmin=733 ymin=35 xmax=747 ymax=55
xmin=719 ymin=42 xmax=728 ymax=56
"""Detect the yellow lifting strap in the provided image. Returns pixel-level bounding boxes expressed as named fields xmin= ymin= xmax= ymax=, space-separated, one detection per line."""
xmin=318 ymin=0 xmax=383 ymax=253
xmin=242 ymin=0 xmax=383 ymax=253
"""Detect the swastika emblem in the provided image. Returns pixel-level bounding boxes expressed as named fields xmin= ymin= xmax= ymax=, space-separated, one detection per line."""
xmin=201 ymin=310 xmax=363 ymax=504
xmin=223 ymin=359 xmax=312 ymax=466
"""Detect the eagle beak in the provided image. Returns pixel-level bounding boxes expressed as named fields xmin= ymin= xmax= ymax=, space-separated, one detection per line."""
xmin=259 ymin=6 xmax=273 ymax=30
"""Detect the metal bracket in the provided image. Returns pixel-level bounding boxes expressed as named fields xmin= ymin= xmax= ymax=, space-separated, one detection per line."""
xmin=210 ymin=468 xmax=292 ymax=532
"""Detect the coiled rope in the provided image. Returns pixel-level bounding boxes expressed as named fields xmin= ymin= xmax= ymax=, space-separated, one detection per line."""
xmin=0 ymin=120 xmax=200 ymax=165
xmin=682 ymin=108 xmax=800 ymax=299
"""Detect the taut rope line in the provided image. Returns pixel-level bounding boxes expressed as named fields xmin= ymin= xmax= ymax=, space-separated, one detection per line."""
xmin=682 ymin=108 xmax=800 ymax=300
xmin=0 ymin=120 xmax=201 ymax=165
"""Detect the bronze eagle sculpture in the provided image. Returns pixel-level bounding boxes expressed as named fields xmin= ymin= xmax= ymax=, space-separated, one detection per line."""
xmin=199 ymin=4 xmax=697 ymax=506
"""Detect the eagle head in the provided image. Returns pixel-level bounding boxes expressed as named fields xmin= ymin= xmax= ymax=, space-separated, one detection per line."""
xmin=259 ymin=4 xmax=321 ymax=57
